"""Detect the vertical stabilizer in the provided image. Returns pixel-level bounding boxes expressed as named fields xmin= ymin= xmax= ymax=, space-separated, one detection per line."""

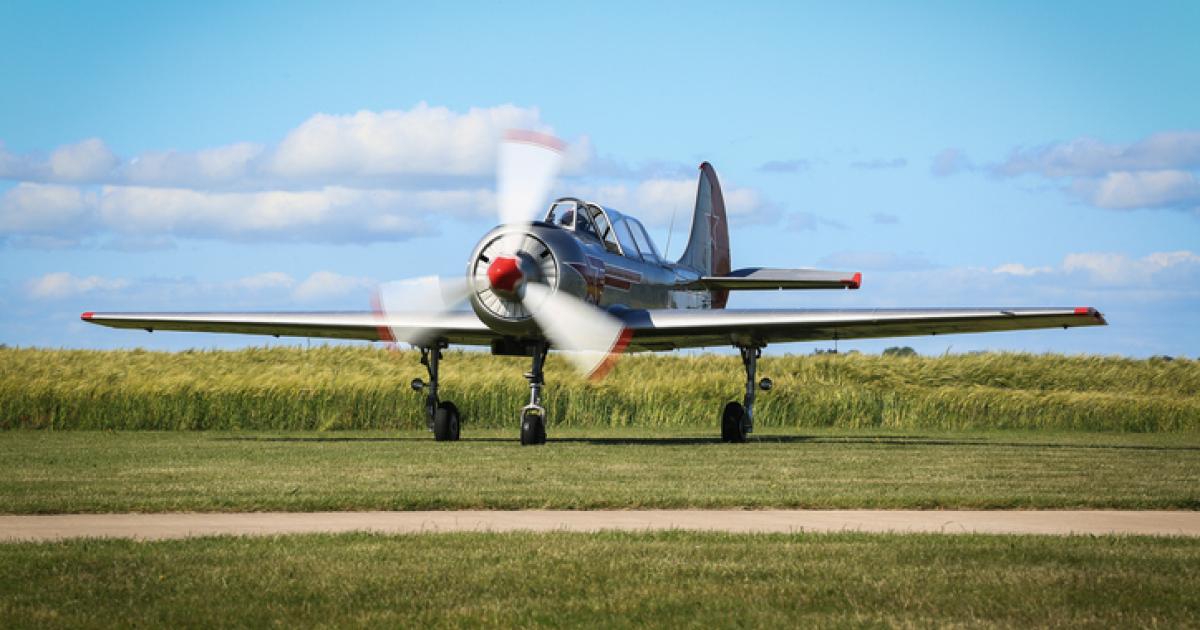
xmin=677 ymin=162 xmax=732 ymax=308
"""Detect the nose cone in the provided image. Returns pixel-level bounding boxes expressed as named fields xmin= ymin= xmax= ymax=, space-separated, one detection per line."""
xmin=487 ymin=256 xmax=524 ymax=298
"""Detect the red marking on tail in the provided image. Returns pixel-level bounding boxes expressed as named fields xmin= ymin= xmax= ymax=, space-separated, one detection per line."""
xmin=504 ymin=129 xmax=566 ymax=152
xmin=80 ymin=312 xmax=94 ymax=321
xmin=588 ymin=328 xmax=634 ymax=382
xmin=843 ymin=272 xmax=862 ymax=289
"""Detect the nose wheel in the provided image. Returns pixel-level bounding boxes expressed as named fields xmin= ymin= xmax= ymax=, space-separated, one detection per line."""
xmin=519 ymin=342 xmax=549 ymax=445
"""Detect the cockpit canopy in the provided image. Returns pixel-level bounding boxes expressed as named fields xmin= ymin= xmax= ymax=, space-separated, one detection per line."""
xmin=545 ymin=198 xmax=664 ymax=263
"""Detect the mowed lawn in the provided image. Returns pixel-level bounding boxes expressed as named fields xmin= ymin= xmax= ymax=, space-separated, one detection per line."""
xmin=2 ymin=531 xmax=1199 ymax=627
xmin=2 ymin=428 xmax=1198 ymax=513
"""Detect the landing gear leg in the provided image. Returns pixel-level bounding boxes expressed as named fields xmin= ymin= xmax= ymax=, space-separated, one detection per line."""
xmin=520 ymin=342 xmax=548 ymax=446
xmin=421 ymin=343 xmax=460 ymax=441
xmin=721 ymin=345 xmax=762 ymax=443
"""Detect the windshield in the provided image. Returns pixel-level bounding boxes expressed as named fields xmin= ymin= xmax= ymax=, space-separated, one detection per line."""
xmin=628 ymin=218 xmax=662 ymax=262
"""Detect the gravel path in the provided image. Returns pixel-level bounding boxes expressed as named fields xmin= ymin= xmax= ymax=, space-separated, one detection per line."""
xmin=3 ymin=510 xmax=1199 ymax=541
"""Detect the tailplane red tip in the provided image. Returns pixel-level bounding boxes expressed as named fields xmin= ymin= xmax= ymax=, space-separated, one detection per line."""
xmin=80 ymin=312 xmax=94 ymax=321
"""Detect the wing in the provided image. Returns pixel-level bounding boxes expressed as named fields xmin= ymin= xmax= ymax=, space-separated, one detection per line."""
xmin=80 ymin=311 xmax=500 ymax=346
xmin=618 ymin=307 xmax=1107 ymax=351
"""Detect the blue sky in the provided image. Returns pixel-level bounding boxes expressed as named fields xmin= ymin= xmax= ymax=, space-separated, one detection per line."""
xmin=2 ymin=1 xmax=1197 ymax=357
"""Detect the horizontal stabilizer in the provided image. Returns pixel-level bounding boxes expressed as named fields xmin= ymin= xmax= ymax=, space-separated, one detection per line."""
xmin=691 ymin=268 xmax=861 ymax=291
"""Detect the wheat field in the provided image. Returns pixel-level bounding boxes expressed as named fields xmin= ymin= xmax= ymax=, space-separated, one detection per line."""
xmin=1 ymin=346 xmax=1196 ymax=432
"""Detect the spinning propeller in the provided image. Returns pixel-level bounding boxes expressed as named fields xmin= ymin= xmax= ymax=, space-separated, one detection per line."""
xmin=374 ymin=130 xmax=630 ymax=380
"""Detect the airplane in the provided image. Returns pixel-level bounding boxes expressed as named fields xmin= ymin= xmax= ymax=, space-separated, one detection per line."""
xmin=82 ymin=130 xmax=1107 ymax=445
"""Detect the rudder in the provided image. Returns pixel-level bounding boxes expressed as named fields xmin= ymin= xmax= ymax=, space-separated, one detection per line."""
xmin=677 ymin=162 xmax=732 ymax=308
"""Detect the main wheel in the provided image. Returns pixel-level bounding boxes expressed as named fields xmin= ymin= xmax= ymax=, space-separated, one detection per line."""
xmin=721 ymin=401 xmax=747 ymax=443
xmin=520 ymin=410 xmax=546 ymax=446
xmin=433 ymin=401 xmax=460 ymax=441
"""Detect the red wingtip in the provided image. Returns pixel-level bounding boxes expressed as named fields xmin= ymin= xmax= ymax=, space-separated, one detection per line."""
xmin=844 ymin=272 xmax=862 ymax=290
xmin=588 ymin=328 xmax=634 ymax=382
xmin=80 ymin=311 xmax=94 ymax=321
xmin=1074 ymin=307 xmax=1091 ymax=315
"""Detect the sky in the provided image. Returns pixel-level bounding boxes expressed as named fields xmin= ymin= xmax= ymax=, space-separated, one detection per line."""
xmin=1 ymin=1 xmax=1198 ymax=357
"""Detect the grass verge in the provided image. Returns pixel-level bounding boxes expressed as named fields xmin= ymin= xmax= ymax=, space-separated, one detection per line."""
xmin=2 ymin=428 xmax=1198 ymax=513
xmin=2 ymin=531 xmax=1198 ymax=627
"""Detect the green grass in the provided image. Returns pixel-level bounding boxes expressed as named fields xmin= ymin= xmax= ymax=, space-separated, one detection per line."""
xmin=1 ymin=346 xmax=1198 ymax=431
xmin=2 ymin=428 xmax=1198 ymax=513
xmin=2 ymin=531 xmax=1198 ymax=628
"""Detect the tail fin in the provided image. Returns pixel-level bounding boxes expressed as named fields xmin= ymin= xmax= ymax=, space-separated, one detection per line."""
xmin=677 ymin=162 xmax=732 ymax=308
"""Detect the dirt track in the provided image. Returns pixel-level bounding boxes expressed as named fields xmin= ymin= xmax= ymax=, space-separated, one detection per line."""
xmin=3 ymin=510 xmax=1199 ymax=541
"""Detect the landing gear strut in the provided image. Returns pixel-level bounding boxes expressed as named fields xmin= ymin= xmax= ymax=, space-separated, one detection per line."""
xmin=419 ymin=343 xmax=460 ymax=441
xmin=721 ymin=345 xmax=765 ymax=443
xmin=520 ymin=342 xmax=549 ymax=446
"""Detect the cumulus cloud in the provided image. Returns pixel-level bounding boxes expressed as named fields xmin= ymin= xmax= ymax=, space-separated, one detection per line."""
xmin=0 ymin=183 xmax=96 ymax=235
xmin=993 ymin=263 xmax=1053 ymax=276
xmin=26 ymin=269 xmax=381 ymax=306
xmin=26 ymin=272 xmax=130 ymax=299
xmin=990 ymin=131 xmax=1200 ymax=213
xmin=2 ymin=183 xmax=492 ymax=244
xmin=268 ymin=103 xmax=549 ymax=179
xmin=1 ymin=103 xmax=776 ymax=246
xmin=995 ymin=132 xmax=1200 ymax=179
xmin=293 ymin=271 xmax=374 ymax=302
xmin=49 ymin=138 xmax=119 ymax=182
xmin=989 ymin=250 xmax=1200 ymax=291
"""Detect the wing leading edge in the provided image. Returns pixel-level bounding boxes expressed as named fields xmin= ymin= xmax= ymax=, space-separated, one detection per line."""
xmin=616 ymin=307 xmax=1107 ymax=351
xmin=82 ymin=306 xmax=1106 ymax=352
xmin=80 ymin=311 xmax=499 ymax=346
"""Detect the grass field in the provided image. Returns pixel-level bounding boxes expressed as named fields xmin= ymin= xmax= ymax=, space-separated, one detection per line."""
xmin=2 ymin=531 xmax=1198 ymax=627
xmin=2 ymin=428 xmax=1197 ymax=513
xmin=2 ymin=346 xmax=1198 ymax=432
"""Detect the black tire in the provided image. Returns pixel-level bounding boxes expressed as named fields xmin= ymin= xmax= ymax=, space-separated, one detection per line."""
xmin=433 ymin=402 xmax=459 ymax=442
xmin=520 ymin=410 xmax=546 ymax=446
xmin=721 ymin=401 xmax=747 ymax=443
xmin=440 ymin=401 xmax=461 ymax=441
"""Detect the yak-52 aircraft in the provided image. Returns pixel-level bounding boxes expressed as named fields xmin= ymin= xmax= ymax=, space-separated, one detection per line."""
xmin=83 ymin=131 xmax=1106 ymax=444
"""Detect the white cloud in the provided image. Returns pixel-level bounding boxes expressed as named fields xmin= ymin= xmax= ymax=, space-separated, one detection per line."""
xmin=993 ymin=263 xmax=1053 ymax=276
xmin=1061 ymin=250 xmax=1200 ymax=286
xmin=995 ymin=131 xmax=1200 ymax=179
xmin=0 ymin=183 xmax=96 ymax=234
xmin=0 ymin=103 xmax=778 ymax=245
xmin=988 ymin=131 xmax=1200 ymax=213
xmin=49 ymin=138 xmax=118 ymax=182
xmin=293 ymin=271 xmax=374 ymax=302
xmin=26 ymin=272 xmax=130 ymax=299
xmin=233 ymin=271 xmax=296 ymax=291
xmin=1081 ymin=170 xmax=1200 ymax=210
xmin=126 ymin=142 xmax=264 ymax=186
xmin=268 ymin=103 xmax=549 ymax=178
